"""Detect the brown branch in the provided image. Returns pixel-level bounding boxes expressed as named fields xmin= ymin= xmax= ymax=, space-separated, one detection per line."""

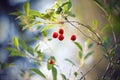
xmin=64 ymin=17 xmax=98 ymax=43
xmin=101 ymin=62 xmax=112 ymax=80
xmin=63 ymin=20 xmax=103 ymax=42
xmin=79 ymin=57 xmax=103 ymax=80
xmin=80 ymin=72 xmax=86 ymax=80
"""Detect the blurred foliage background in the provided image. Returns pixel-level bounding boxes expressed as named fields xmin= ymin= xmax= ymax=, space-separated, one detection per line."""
xmin=0 ymin=0 xmax=120 ymax=80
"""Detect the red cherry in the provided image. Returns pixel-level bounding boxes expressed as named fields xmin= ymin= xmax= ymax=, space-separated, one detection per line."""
xmin=70 ymin=35 xmax=76 ymax=41
xmin=52 ymin=32 xmax=58 ymax=38
xmin=58 ymin=28 xmax=64 ymax=34
xmin=58 ymin=34 xmax=64 ymax=41
xmin=48 ymin=59 xmax=54 ymax=64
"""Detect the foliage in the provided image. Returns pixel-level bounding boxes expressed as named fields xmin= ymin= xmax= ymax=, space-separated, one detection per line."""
xmin=30 ymin=68 xmax=46 ymax=79
xmin=47 ymin=56 xmax=56 ymax=70
xmin=61 ymin=73 xmax=67 ymax=80
xmin=52 ymin=66 xmax=57 ymax=80
xmin=5 ymin=0 xmax=120 ymax=80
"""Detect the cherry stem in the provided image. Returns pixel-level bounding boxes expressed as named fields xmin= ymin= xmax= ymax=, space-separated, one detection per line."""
xmin=64 ymin=17 xmax=98 ymax=43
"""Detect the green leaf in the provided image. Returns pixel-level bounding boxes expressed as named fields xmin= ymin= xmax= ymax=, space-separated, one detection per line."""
xmin=74 ymin=72 xmax=78 ymax=77
xmin=37 ymin=51 xmax=43 ymax=61
xmin=29 ymin=10 xmax=44 ymax=18
xmin=13 ymin=36 xmax=19 ymax=49
xmin=48 ymin=38 xmax=52 ymax=41
xmin=67 ymin=11 xmax=75 ymax=17
xmin=86 ymin=38 xmax=90 ymax=44
xmin=1 ymin=63 xmax=13 ymax=70
xmin=30 ymin=68 xmax=46 ymax=79
xmin=88 ymin=43 xmax=94 ymax=49
xmin=65 ymin=58 xmax=75 ymax=66
xmin=19 ymin=39 xmax=34 ymax=56
xmin=10 ymin=11 xmax=22 ymax=16
xmin=61 ymin=1 xmax=72 ymax=13
xmin=47 ymin=56 xmax=56 ymax=70
xmin=22 ymin=23 xmax=35 ymax=30
xmin=86 ymin=39 xmax=94 ymax=49
xmin=10 ymin=51 xmax=24 ymax=57
xmin=46 ymin=9 xmax=55 ymax=15
xmin=61 ymin=73 xmax=67 ymax=80
xmin=84 ymin=51 xmax=94 ymax=60
xmin=6 ymin=47 xmax=25 ymax=57
xmin=78 ymin=51 xmax=83 ymax=59
xmin=47 ymin=63 xmax=53 ymax=70
xmin=23 ymin=2 xmax=30 ymax=16
xmin=92 ymin=20 xmax=98 ymax=27
xmin=49 ymin=56 xmax=56 ymax=61
xmin=56 ymin=0 xmax=72 ymax=14
xmin=41 ymin=24 xmax=54 ymax=32
xmin=41 ymin=31 xmax=47 ymax=37
xmin=52 ymin=66 xmax=57 ymax=80
xmin=37 ymin=26 xmax=42 ymax=30
xmin=74 ymin=42 xmax=83 ymax=51
xmin=35 ymin=44 xmax=40 ymax=51
xmin=67 ymin=0 xmax=72 ymax=11
xmin=27 ymin=46 xmax=34 ymax=56
xmin=52 ymin=0 xmax=61 ymax=10
xmin=56 ymin=7 xmax=63 ymax=14
xmin=19 ymin=39 xmax=27 ymax=50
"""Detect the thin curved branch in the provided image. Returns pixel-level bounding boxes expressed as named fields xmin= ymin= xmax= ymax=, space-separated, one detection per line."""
xmin=79 ymin=57 xmax=103 ymax=80
xmin=64 ymin=17 xmax=98 ymax=43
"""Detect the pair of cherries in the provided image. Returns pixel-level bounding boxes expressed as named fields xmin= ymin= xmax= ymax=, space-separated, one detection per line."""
xmin=52 ymin=28 xmax=76 ymax=41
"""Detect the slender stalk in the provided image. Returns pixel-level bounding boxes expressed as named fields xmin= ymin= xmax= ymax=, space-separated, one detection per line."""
xmin=102 ymin=45 xmax=111 ymax=62
xmin=80 ymin=72 xmax=86 ymax=80
xmin=68 ymin=65 xmax=74 ymax=78
xmin=65 ymin=20 xmax=103 ymax=42
xmin=101 ymin=62 xmax=112 ymax=80
xmin=64 ymin=18 xmax=98 ymax=43
xmin=79 ymin=57 xmax=103 ymax=80
xmin=108 ymin=15 xmax=117 ymax=50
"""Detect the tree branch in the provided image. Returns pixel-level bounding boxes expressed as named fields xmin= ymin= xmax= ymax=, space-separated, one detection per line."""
xmin=79 ymin=57 xmax=103 ymax=80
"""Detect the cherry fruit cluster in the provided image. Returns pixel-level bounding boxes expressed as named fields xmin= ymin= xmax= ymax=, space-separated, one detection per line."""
xmin=52 ymin=28 xmax=76 ymax=41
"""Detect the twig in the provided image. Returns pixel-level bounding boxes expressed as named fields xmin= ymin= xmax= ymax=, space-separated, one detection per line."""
xmin=79 ymin=57 xmax=103 ymax=80
xmin=65 ymin=20 xmax=102 ymax=42
xmin=102 ymin=45 xmax=111 ymax=62
xmin=80 ymin=72 xmax=86 ymax=80
xmin=108 ymin=15 xmax=117 ymax=50
xmin=64 ymin=17 xmax=98 ymax=43
xmin=101 ymin=62 xmax=112 ymax=80
xmin=68 ymin=65 xmax=74 ymax=78
xmin=94 ymin=0 xmax=108 ymax=16
xmin=100 ymin=45 xmax=112 ymax=80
